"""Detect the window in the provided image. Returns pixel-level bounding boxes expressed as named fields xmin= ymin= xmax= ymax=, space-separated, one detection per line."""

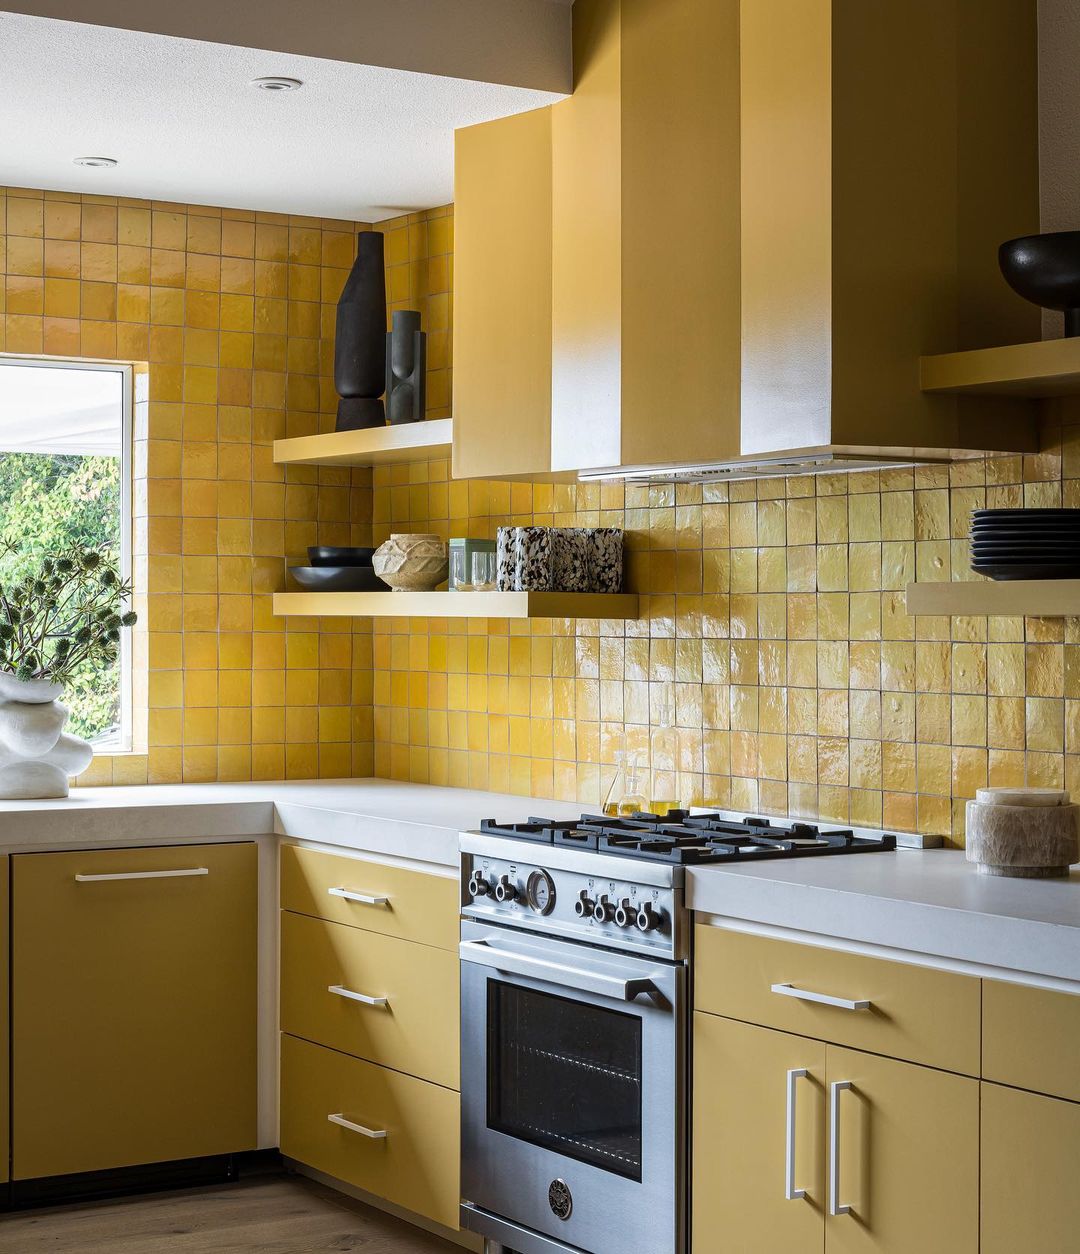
xmin=0 ymin=358 xmax=132 ymax=749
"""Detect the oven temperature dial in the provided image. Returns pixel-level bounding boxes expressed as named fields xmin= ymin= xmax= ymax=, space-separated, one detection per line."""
xmin=526 ymin=869 xmax=556 ymax=915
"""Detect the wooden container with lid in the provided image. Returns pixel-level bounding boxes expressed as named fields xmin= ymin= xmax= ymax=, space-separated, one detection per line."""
xmin=965 ymin=788 xmax=1079 ymax=878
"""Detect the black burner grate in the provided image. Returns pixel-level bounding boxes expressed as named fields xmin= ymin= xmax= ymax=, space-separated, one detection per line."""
xmin=480 ymin=812 xmax=896 ymax=863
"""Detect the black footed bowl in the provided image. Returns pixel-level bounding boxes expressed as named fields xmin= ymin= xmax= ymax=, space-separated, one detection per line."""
xmin=999 ymin=231 xmax=1080 ymax=337
xmin=307 ymin=546 xmax=375 ymax=567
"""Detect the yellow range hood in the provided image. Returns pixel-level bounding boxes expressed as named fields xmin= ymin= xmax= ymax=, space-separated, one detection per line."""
xmin=572 ymin=0 xmax=1043 ymax=486
xmin=453 ymin=0 xmax=1042 ymax=485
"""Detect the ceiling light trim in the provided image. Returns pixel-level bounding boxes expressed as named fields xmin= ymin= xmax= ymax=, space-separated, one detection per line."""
xmin=250 ymin=76 xmax=303 ymax=92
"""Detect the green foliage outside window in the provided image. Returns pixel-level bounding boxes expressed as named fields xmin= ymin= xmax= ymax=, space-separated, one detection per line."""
xmin=0 ymin=452 xmax=129 ymax=742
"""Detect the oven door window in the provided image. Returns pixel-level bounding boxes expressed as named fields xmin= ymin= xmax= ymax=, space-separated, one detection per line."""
xmin=487 ymin=980 xmax=643 ymax=1181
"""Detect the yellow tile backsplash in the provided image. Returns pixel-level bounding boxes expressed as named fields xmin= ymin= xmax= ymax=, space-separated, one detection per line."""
xmin=0 ymin=185 xmax=393 ymax=784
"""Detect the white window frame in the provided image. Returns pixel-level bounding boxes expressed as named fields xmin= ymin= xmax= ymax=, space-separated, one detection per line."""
xmin=0 ymin=354 xmax=134 ymax=751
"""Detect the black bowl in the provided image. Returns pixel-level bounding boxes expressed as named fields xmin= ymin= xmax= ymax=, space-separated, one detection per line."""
xmin=289 ymin=566 xmax=389 ymax=592
xmin=307 ymin=546 xmax=375 ymax=567
xmin=1000 ymin=232 xmax=1080 ymax=335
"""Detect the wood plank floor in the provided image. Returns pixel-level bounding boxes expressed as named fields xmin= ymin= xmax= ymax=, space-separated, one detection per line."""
xmin=0 ymin=1173 xmax=461 ymax=1253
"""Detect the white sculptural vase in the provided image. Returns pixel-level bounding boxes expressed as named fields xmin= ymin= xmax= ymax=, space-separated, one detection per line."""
xmin=0 ymin=673 xmax=94 ymax=799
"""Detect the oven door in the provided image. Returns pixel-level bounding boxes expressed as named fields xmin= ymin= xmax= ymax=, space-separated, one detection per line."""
xmin=460 ymin=919 xmax=685 ymax=1254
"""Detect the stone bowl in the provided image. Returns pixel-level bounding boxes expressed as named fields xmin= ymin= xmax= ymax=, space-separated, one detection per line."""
xmin=371 ymin=533 xmax=448 ymax=591
xmin=999 ymin=230 xmax=1080 ymax=335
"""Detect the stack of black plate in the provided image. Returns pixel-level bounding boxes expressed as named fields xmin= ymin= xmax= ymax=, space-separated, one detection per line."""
xmin=971 ymin=509 xmax=1080 ymax=581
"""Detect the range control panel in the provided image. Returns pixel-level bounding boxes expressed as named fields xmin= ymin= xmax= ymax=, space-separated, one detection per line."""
xmin=461 ymin=848 xmax=681 ymax=959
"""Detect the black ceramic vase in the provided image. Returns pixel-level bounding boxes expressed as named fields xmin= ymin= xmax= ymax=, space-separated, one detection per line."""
xmin=334 ymin=232 xmax=387 ymax=430
xmin=999 ymin=231 xmax=1080 ymax=337
xmin=385 ymin=309 xmax=427 ymax=424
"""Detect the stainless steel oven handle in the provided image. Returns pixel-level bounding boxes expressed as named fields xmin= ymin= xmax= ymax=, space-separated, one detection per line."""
xmin=459 ymin=939 xmax=659 ymax=1002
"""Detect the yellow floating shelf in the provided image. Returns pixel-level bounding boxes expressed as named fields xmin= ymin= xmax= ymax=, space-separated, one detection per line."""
xmin=920 ymin=339 xmax=1080 ymax=397
xmin=273 ymin=418 xmax=453 ymax=467
xmin=906 ymin=580 xmax=1080 ymax=617
xmin=273 ymin=590 xmax=641 ymax=619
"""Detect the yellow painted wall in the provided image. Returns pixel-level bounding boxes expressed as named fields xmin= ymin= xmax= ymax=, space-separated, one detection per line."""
xmin=372 ymin=211 xmax=1080 ymax=847
xmin=0 ymin=185 xmax=377 ymax=784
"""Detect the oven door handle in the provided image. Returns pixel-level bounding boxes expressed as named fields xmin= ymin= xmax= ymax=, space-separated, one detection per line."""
xmin=459 ymin=939 xmax=659 ymax=1002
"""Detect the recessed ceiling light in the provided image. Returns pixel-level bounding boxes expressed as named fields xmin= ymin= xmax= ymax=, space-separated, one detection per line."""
xmin=73 ymin=156 xmax=117 ymax=168
xmin=251 ymin=76 xmax=303 ymax=92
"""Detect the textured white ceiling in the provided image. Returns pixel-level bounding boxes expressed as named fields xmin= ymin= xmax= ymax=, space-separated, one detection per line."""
xmin=0 ymin=11 xmax=565 ymax=221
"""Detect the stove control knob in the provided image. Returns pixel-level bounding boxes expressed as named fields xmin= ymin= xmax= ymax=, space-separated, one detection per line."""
xmin=614 ymin=898 xmax=636 ymax=928
xmin=574 ymin=891 xmax=595 ymax=918
xmin=592 ymin=895 xmax=616 ymax=923
xmin=635 ymin=902 xmax=663 ymax=933
xmin=494 ymin=875 xmax=518 ymax=903
xmin=468 ymin=874 xmax=492 ymax=898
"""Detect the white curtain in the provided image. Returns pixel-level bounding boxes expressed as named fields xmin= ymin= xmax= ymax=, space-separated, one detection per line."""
xmin=0 ymin=364 xmax=123 ymax=456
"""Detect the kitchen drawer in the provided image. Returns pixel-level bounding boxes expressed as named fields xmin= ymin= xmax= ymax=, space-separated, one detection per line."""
xmin=983 ymin=980 xmax=1080 ymax=1102
xmin=694 ymin=925 xmax=980 ymax=1075
xmin=280 ymin=1033 xmax=459 ymax=1230
xmin=280 ymin=910 xmax=459 ymax=1089
xmin=281 ymin=845 xmax=457 ymax=952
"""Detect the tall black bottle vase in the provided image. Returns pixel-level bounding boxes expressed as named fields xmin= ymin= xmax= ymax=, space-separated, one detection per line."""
xmin=334 ymin=231 xmax=387 ymax=431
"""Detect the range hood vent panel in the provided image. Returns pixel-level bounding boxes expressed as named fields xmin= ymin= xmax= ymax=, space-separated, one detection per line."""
xmin=576 ymin=452 xmax=951 ymax=485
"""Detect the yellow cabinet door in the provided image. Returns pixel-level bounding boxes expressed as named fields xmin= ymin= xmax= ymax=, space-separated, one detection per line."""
xmin=693 ymin=1013 xmax=825 ymax=1254
xmin=826 ymin=1047 xmax=978 ymax=1254
xmin=12 ymin=843 xmax=258 ymax=1180
xmin=0 ymin=855 xmax=8 ymax=1185
xmin=981 ymin=1082 xmax=1080 ymax=1254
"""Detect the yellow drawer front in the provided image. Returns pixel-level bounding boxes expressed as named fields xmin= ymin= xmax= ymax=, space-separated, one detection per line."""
xmin=983 ymin=980 xmax=1080 ymax=1102
xmin=280 ymin=1033 xmax=460 ymax=1230
xmin=694 ymin=925 xmax=980 ymax=1075
xmin=981 ymin=1082 xmax=1080 ymax=1254
xmin=280 ymin=910 xmax=459 ymax=1089
xmin=0 ymin=856 xmax=8 ymax=1185
xmin=280 ymin=845 xmax=458 ymax=952
xmin=13 ymin=843 xmax=258 ymax=1180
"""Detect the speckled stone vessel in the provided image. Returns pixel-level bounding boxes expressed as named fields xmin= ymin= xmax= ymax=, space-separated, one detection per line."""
xmin=372 ymin=533 xmax=448 ymax=591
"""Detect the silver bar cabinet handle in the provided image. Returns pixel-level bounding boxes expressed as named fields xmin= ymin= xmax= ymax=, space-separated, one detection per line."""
xmin=772 ymin=982 xmax=871 ymax=1012
xmin=459 ymin=939 xmax=657 ymax=1002
xmin=74 ymin=867 xmax=208 ymax=882
xmin=328 ymin=984 xmax=388 ymax=1008
xmin=785 ymin=1068 xmax=808 ymax=1201
xmin=327 ymin=1113 xmax=387 ymax=1140
xmin=829 ymin=1080 xmax=853 ymax=1216
xmin=328 ymin=886 xmax=389 ymax=906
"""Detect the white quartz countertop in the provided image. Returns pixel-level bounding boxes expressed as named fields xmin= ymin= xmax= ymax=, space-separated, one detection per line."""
xmin=0 ymin=777 xmax=584 ymax=865
xmin=2 ymin=779 xmax=1077 ymax=985
xmin=687 ymin=850 xmax=1080 ymax=986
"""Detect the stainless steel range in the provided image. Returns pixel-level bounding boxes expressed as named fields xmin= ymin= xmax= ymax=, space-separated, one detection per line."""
xmin=458 ymin=810 xmax=901 ymax=1254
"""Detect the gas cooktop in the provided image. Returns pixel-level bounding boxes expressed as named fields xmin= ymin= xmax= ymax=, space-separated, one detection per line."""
xmin=478 ymin=811 xmax=897 ymax=865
